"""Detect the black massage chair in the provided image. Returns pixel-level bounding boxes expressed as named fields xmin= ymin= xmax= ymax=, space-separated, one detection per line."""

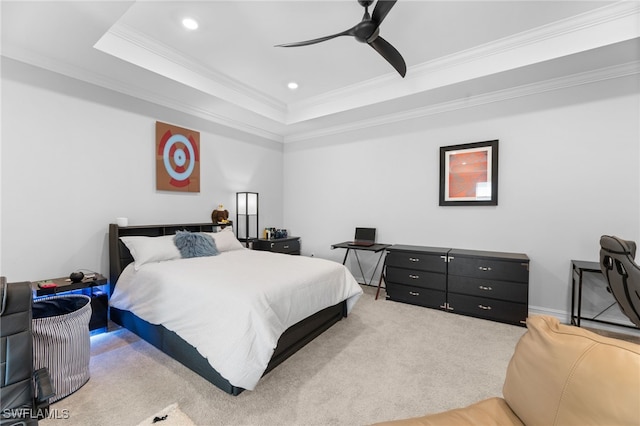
xmin=1 ymin=277 xmax=54 ymax=426
xmin=599 ymin=235 xmax=640 ymax=328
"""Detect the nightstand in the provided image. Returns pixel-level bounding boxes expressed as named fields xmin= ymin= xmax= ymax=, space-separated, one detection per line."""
xmin=32 ymin=273 xmax=108 ymax=331
xmin=253 ymin=237 xmax=301 ymax=255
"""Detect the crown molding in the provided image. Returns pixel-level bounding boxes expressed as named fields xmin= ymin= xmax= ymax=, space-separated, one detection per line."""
xmin=94 ymin=22 xmax=288 ymax=124
xmin=3 ymin=1 xmax=638 ymax=145
xmin=283 ymin=60 xmax=640 ymax=144
xmin=0 ymin=47 xmax=285 ymax=143
xmin=5 ymin=47 xmax=637 ymax=146
xmin=285 ymin=1 xmax=640 ymax=124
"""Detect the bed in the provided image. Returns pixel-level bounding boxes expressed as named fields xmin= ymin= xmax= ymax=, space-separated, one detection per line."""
xmin=108 ymin=222 xmax=362 ymax=395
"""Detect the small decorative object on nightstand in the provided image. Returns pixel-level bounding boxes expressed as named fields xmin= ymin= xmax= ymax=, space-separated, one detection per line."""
xmin=32 ymin=273 xmax=109 ymax=331
xmin=211 ymin=204 xmax=230 ymax=224
xmin=253 ymin=236 xmax=301 ymax=255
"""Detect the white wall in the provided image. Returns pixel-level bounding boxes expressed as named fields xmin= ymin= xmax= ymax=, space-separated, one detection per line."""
xmin=3 ymin=57 xmax=638 ymax=319
xmin=1 ymin=59 xmax=283 ymax=281
xmin=283 ymin=74 xmax=640 ymax=316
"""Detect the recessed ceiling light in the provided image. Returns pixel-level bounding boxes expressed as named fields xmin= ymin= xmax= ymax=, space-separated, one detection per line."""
xmin=182 ymin=18 xmax=199 ymax=30
xmin=287 ymin=82 xmax=299 ymax=90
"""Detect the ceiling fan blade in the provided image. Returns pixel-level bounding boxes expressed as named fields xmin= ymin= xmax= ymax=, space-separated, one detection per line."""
xmin=371 ymin=0 xmax=397 ymax=25
xmin=275 ymin=27 xmax=355 ymax=48
xmin=369 ymin=36 xmax=406 ymax=77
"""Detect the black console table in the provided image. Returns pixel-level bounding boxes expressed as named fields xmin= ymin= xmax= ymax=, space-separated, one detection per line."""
xmin=570 ymin=259 xmax=637 ymax=330
xmin=331 ymin=242 xmax=391 ymax=287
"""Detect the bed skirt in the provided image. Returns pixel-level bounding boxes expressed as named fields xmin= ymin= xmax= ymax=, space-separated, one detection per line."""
xmin=110 ymin=300 xmax=347 ymax=395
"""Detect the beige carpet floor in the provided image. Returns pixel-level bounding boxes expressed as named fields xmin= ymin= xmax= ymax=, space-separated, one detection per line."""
xmin=135 ymin=403 xmax=196 ymax=426
xmin=41 ymin=286 xmax=532 ymax=426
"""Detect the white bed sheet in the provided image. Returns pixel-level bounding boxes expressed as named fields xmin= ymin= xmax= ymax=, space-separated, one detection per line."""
xmin=109 ymin=249 xmax=362 ymax=390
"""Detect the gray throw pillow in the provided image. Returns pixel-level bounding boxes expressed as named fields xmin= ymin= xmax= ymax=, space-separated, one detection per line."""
xmin=174 ymin=231 xmax=218 ymax=258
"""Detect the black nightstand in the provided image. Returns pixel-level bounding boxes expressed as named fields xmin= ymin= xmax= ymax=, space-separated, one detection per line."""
xmin=32 ymin=273 xmax=109 ymax=331
xmin=253 ymin=237 xmax=301 ymax=255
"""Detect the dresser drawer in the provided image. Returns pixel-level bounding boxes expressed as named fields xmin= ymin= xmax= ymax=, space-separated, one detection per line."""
xmin=448 ymin=275 xmax=528 ymax=304
xmin=254 ymin=238 xmax=300 ymax=254
xmin=386 ymin=267 xmax=446 ymax=291
xmin=386 ymin=251 xmax=447 ymax=273
xmin=448 ymin=257 xmax=529 ymax=283
xmin=447 ymin=293 xmax=527 ymax=326
xmin=386 ymin=283 xmax=445 ymax=310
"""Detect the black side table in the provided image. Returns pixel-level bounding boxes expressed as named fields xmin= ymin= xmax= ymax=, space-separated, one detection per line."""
xmin=570 ymin=260 xmax=637 ymax=330
xmin=32 ymin=273 xmax=108 ymax=331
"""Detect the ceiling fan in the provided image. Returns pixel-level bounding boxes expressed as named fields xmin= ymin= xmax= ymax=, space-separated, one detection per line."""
xmin=275 ymin=0 xmax=406 ymax=78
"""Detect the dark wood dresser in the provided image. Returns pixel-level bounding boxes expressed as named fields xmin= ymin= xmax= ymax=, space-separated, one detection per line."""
xmin=447 ymin=249 xmax=529 ymax=326
xmin=384 ymin=245 xmax=449 ymax=310
xmin=384 ymin=245 xmax=529 ymax=326
xmin=253 ymin=237 xmax=301 ymax=255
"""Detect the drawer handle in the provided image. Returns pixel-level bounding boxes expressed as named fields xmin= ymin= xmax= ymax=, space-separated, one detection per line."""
xmin=409 ymin=274 xmax=420 ymax=279
xmin=478 ymin=285 xmax=493 ymax=291
xmin=283 ymin=245 xmax=289 ymax=249
xmin=409 ymin=257 xmax=420 ymax=262
xmin=409 ymin=291 xmax=420 ymax=296
xmin=478 ymin=266 xmax=492 ymax=271
xmin=270 ymin=243 xmax=275 ymax=248
xmin=478 ymin=304 xmax=492 ymax=310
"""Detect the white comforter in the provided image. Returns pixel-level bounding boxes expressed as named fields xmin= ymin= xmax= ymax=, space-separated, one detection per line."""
xmin=109 ymin=249 xmax=362 ymax=390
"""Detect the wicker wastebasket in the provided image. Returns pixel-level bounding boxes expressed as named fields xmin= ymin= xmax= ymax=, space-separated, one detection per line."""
xmin=32 ymin=295 xmax=91 ymax=402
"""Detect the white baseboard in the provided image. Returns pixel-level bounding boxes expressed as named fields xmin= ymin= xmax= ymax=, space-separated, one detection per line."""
xmin=528 ymin=305 xmax=640 ymax=337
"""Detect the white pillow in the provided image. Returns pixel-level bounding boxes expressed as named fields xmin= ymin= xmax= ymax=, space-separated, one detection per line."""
xmin=120 ymin=235 xmax=182 ymax=270
xmin=209 ymin=228 xmax=245 ymax=252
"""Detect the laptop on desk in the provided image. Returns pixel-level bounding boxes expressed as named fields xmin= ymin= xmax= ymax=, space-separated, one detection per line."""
xmin=348 ymin=227 xmax=376 ymax=247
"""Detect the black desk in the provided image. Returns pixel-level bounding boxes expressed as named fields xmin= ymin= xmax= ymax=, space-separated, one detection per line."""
xmin=570 ymin=259 xmax=637 ymax=330
xmin=331 ymin=242 xmax=391 ymax=287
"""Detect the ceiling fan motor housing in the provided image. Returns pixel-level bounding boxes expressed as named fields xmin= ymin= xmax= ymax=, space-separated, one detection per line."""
xmin=355 ymin=21 xmax=378 ymax=43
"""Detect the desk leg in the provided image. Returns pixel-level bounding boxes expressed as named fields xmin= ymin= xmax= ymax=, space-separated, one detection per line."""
xmin=576 ymin=270 xmax=583 ymax=327
xmin=375 ymin=270 xmax=386 ymax=300
xmin=357 ymin=250 xmax=387 ymax=287
xmin=353 ymin=250 xmax=368 ymax=285
xmin=370 ymin=251 xmax=386 ymax=286
xmin=342 ymin=249 xmax=350 ymax=265
xmin=570 ymin=264 xmax=577 ymax=326
xmin=344 ymin=248 xmax=388 ymax=290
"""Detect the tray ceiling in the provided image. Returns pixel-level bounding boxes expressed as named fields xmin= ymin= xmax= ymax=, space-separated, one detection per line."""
xmin=2 ymin=1 xmax=639 ymax=142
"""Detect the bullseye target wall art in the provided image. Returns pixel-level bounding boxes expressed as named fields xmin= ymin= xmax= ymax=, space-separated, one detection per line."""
xmin=156 ymin=121 xmax=200 ymax=192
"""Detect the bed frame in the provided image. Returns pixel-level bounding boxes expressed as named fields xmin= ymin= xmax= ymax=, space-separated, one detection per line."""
xmin=108 ymin=222 xmax=347 ymax=395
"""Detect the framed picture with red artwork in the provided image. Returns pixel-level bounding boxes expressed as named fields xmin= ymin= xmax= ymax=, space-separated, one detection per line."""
xmin=439 ymin=140 xmax=498 ymax=206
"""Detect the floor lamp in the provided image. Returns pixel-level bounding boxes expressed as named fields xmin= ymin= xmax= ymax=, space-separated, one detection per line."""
xmin=236 ymin=192 xmax=258 ymax=247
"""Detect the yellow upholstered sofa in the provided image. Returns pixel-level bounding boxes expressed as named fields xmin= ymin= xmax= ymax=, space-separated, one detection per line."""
xmin=374 ymin=315 xmax=640 ymax=426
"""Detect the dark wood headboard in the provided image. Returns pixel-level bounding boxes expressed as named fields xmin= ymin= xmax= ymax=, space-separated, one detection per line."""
xmin=108 ymin=222 xmax=231 ymax=294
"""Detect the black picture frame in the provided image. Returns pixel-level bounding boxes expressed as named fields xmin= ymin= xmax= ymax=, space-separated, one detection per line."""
xmin=439 ymin=140 xmax=499 ymax=206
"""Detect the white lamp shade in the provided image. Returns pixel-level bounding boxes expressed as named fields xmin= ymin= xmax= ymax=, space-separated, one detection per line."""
xmin=237 ymin=193 xmax=247 ymax=215
xmin=237 ymin=192 xmax=258 ymax=215
xmin=236 ymin=192 xmax=259 ymax=245
xmin=247 ymin=193 xmax=258 ymax=215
